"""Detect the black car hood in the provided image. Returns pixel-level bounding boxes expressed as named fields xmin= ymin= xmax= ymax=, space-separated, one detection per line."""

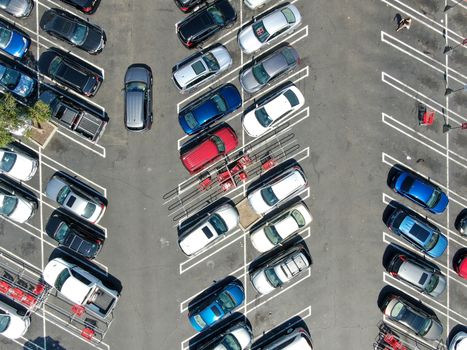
xmin=80 ymin=26 xmax=104 ymax=52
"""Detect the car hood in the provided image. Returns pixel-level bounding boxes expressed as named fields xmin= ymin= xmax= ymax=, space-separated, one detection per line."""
xmin=431 ymin=192 xmax=449 ymax=214
xmin=240 ymin=67 xmax=261 ymax=94
xmin=211 ymin=45 xmax=232 ymax=70
xmin=6 ymin=31 xmax=30 ymax=58
xmin=238 ymin=26 xmax=261 ymax=54
xmin=247 ymin=190 xmax=272 ymax=214
xmin=423 ymin=318 xmax=443 ymax=341
xmin=243 ymin=110 xmax=266 ymax=137
xmin=7 ymin=153 xmax=36 ymax=181
xmin=8 ymin=197 xmax=34 ymax=223
xmin=429 ymin=274 xmax=446 ymax=298
xmin=61 ymin=274 xmax=92 ymax=305
xmin=250 ymin=228 xmax=275 ymax=253
xmin=427 ymin=233 xmax=447 ymax=258
xmin=182 ymin=138 xmax=219 ymax=173
xmin=179 ymin=221 xmax=219 ymax=256
xmin=81 ymin=26 xmax=105 ymax=53
xmin=251 ymin=270 xmax=275 ymax=295
xmin=1 ymin=313 xmax=29 ymax=340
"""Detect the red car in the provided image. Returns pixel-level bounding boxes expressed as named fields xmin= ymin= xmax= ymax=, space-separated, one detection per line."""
xmin=181 ymin=126 xmax=238 ymax=174
xmin=454 ymin=253 xmax=467 ymax=279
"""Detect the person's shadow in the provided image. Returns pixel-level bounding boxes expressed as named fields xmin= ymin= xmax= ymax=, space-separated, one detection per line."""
xmin=393 ymin=13 xmax=402 ymax=26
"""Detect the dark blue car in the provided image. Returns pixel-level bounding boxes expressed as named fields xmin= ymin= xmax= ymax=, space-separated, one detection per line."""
xmin=0 ymin=60 xmax=36 ymax=102
xmin=188 ymin=282 xmax=245 ymax=332
xmin=389 ymin=170 xmax=449 ymax=214
xmin=387 ymin=205 xmax=447 ymax=258
xmin=0 ymin=19 xmax=30 ymax=59
xmin=179 ymin=83 xmax=241 ymax=135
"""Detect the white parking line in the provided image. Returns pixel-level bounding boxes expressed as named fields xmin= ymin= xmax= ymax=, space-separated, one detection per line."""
xmin=0 ymin=246 xmax=41 ymax=276
xmin=55 ymin=129 xmax=106 ymax=158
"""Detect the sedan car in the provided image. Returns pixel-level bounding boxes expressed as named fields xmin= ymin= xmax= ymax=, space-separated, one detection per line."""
xmin=181 ymin=125 xmax=238 ymax=174
xmin=242 ymin=82 xmax=304 ymax=137
xmin=238 ymin=4 xmax=301 ymax=54
xmin=387 ymin=253 xmax=446 ymax=298
xmin=386 ymin=205 xmax=447 ymax=258
xmin=389 ymin=169 xmax=449 ymax=214
xmin=179 ymin=83 xmax=241 ymax=135
xmin=248 ymin=166 xmax=307 ymax=215
xmin=454 ymin=253 xmax=467 ymax=279
xmin=240 ymin=45 xmax=300 ymax=94
xmin=45 ymin=210 xmax=105 ymax=259
xmin=45 ymin=172 xmax=106 ymax=224
xmin=197 ymin=321 xmax=252 ymax=350
xmin=174 ymin=0 xmax=206 ymax=12
xmin=243 ymin=0 xmax=273 ymax=10
xmin=250 ymin=202 xmax=312 ymax=253
xmin=40 ymin=9 xmax=106 ymax=55
xmin=0 ymin=299 xmax=30 ymax=339
xmin=380 ymin=294 xmax=443 ymax=340
xmin=0 ymin=175 xmax=37 ymax=223
xmin=179 ymin=203 xmax=239 ymax=256
xmin=38 ymin=48 xmax=103 ymax=97
xmin=124 ymin=64 xmax=153 ymax=132
xmin=188 ymin=282 xmax=245 ymax=332
xmin=261 ymin=327 xmax=313 ymax=350
xmin=449 ymin=331 xmax=467 ymax=350
xmin=0 ymin=0 xmax=33 ymax=18
xmin=176 ymin=0 xmax=236 ymax=48
xmin=456 ymin=210 xmax=466 ymax=236
xmin=0 ymin=58 xmax=36 ymax=102
xmin=0 ymin=18 xmax=30 ymax=59
xmin=0 ymin=148 xmax=38 ymax=181
xmin=59 ymin=0 xmax=100 ymax=14
xmin=172 ymin=44 xmax=232 ymax=93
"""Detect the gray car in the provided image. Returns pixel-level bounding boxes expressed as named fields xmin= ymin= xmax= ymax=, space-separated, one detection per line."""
xmin=0 ymin=0 xmax=33 ymax=18
xmin=124 ymin=64 xmax=153 ymax=132
xmin=239 ymin=45 xmax=300 ymax=94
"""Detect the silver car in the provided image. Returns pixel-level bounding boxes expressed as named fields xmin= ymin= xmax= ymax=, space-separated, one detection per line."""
xmin=0 ymin=0 xmax=33 ymax=18
xmin=239 ymin=45 xmax=300 ymax=94
xmin=172 ymin=43 xmax=232 ymax=93
xmin=124 ymin=64 xmax=153 ymax=132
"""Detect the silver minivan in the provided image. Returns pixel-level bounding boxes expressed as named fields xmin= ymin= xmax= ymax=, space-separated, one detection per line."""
xmin=262 ymin=327 xmax=313 ymax=350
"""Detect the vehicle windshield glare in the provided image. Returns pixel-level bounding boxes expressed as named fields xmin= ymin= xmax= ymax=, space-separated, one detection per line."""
xmin=252 ymin=21 xmax=269 ymax=43
xmin=193 ymin=314 xmax=206 ymax=328
xmin=255 ymin=107 xmax=272 ymax=127
xmin=291 ymin=209 xmax=306 ymax=227
xmin=0 ymin=27 xmax=12 ymax=49
xmin=207 ymin=6 xmax=225 ymax=25
xmin=56 ymin=185 xmax=71 ymax=205
xmin=0 ymin=195 xmax=18 ymax=216
xmin=126 ymin=82 xmax=146 ymax=92
xmin=211 ymin=135 xmax=226 ymax=153
xmin=209 ymin=213 xmax=228 ymax=234
xmin=0 ymin=66 xmax=20 ymax=89
xmin=264 ymin=225 xmax=281 ymax=244
xmin=281 ymin=8 xmax=296 ymax=24
xmin=48 ymin=56 xmax=63 ymax=76
xmin=390 ymin=301 xmax=406 ymax=319
xmin=183 ymin=112 xmax=198 ymax=129
xmin=0 ymin=151 xmax=17 ymax=172
xmin=221 ymin=334 xmax=241 ymax=350
xmin=264 ymin=267 xmax=282 ymax=288
xmin=54 ymin=222 xmax=70 ymax=243
xmin=425 ymin=274 xmax=439 ymax=294
xmin=82 ymin=202 xmax=96 ymax=219
xmin=252 ymin=64 xmax=270 ymax=85
xmin=424 ymin=230 xmax=439 ymax=251
xmin=261 ymin=186 xmax=278 ymax=206
xmin=202 ymin=52 xmax=220 ymax=72
xmin=70 ymin=23 xmax=89 ymax=45
xmin=55 ymin=268 xmax=71 ymax=291
xmin=0 ymin=313 xmax=11 ymax=333
xmin=217 ymin=290 xmax=236 ymax=312
xmin=212 ymin=94 xmax=227 ymax=113
xmin=426 ymin=189 xmax=441 ymax=208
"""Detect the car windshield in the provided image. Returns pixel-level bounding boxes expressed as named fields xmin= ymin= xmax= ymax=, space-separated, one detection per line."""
xmin=56 ymin=185 xmax=71 ymax=205
xmin=82 ymin=202 xmax=96 ymax=219
xmin=283 ymin=89 xmax=300 ymax=107
xmin=0 ymin=66 xmax=20 ymax=89
xmin=255 ymin=107 xmax=272 ymax=127
xmin=70 ymin=23 xmax=89 ymax=45
xmin=54 ymin=268 xmax=71 ymax=291
xmin=425 ymin=274 xmax=440 ymax=294
xmin=48 ymin=56 xmax=63 ymax=76
xmin=0 ymin=313 xmax=10 ymax=333
xmin=183 ymin=113 xmax=198 ymax=129
xmin=0 ymin=27 xmax=12 ymax=49
xmin=211 ymin=135 xmax=226 ymax=153
xmin=217 ymin=290 xmax=236 ymax=312
xmin=265 ymin=267 xmax=283 ymax=287
xmin=221 ymin=334 xmax=241 ymax=350
xmin=54 ymin=222 xmax=70 ymax=243
xmin=126 ymin=82 xmax=146 ymax=92
xmin=207 ymin=5 xmax=225 ymax=25
xmin=264 ymin=225 xmax=281 ymax=244
xmin=291 ymin=210 xmax=306 ymax=227
xmin=426 ymin=189 xmax=441 ymax=208
xmin=252 ymin=21 xmax=270 ymax=43
xmin=252 ymin=64 xmax=270 ymax=85
xmin=261 ymin=186 xmax=278 ymax=206
xmin=212 ymin=94 xmax=227 ymax=113
xmin=424 ymin=230 xmax=439 ymax=251
xmin=202 ymin=52 xmax=220 ymax=72
xmin=193 ymin=314 xmax=206 ymax=328
xmin=281 ymin=8 xmax=296 ymax=24
xmin=209 ymin=213 xmax=228 ymax=234
xmin=0 ymin=195 xmax=18 ymax=216
xmin=0 ymin=151 xmax=17 ymax=172
xmin=281 ymin=48 xmax=297 ymax=65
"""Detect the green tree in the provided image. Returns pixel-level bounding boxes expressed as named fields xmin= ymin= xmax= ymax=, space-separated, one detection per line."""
xmin=26 ymin=100 xmax=51 ymax=129
xmin=0 ymin=93 xmax=22 ymax=147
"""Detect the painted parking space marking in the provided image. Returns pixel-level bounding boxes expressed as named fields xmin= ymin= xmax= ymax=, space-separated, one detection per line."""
xmin=382 ymin=317 xmax=439 ymax=349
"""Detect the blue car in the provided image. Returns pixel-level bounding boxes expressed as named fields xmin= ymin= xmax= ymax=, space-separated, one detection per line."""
xmin=387 ymin=205 xmax=447 ymax=258
xmin=389 ymin=170 xmax=448 ymax=214
xmin=0 ymin=19 xmax=30 ymax=59
xmin=0 ymin=60 xmax=36 ymax=102
xmin=188 ymin=282 xmax=245 ymax=332
xmin=178 ymin=83 xmax=242 ymax=135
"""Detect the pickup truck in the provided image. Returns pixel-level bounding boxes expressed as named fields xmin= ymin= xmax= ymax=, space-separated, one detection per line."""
xmin=39 ymin=89 xmax=108 ymax=143
xmin=43 ymin=258 xmax=118 ymax=319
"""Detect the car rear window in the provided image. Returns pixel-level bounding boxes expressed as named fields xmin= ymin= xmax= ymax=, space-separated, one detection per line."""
xmin=252 ymin=21 xmax=270 ymax=43
xmin=291 ymin=209 xmax=305 ymax=227
xmin=401 ymin=176 xmax=414 ymax=193
xmin=56 ymin=185 xmax=71 ymax=205
xmin=0 ymin=27 xmax=12 ymax=49
xmin=191 ymin=61 xmax=206 ymax=75
xmin=0 ymin=152 xmax=16 ymax=172
xmin=211 ymin=135 xmax=225 ymax=153
xmin=202 ymin=52 xmax=220 ymax=71
xmin=283 ymin=89 xmax=300 ymax=107
xmin=408 ymin=222 xmax=430 ymax=242
xmin=255 ymin=107 xmax=272 ymax=127
xmin=281 ymin=8 xmax=296 ymax=24
xmin=184 ymin=113 xmax=199 ymax=130
xmin=281 ymin=48 xmax=297 ymax=65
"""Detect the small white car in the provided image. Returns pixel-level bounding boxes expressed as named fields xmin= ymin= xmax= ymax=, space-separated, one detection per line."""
xmin=449 ymin=331 xmax=467 ymax=350
xmin=250 ymin=202 xmax=312 ymax=252
xmin=248 ymin=166 xmax=307 ymax=215
xmin=242 ymin=83 xmax=304 ymax=137
xmin=0 ymin=149 xmax=38 ymax=181
xmin=178 ymin=204 xmax=239 ymax=256
xmin=0 ymin=299 xmax=31 ymax=340
xmin=238 ymin=4 xmax=301 ymax=54
xmin=0 ymin=177 xmax=37 ymax=223
xmin=243 ymin=0 xmax=273 ymax=10
xmin=262 ymin=327 xmax=313 ymax=350
xmin=198 ymin=321 xmax=252 ymax=350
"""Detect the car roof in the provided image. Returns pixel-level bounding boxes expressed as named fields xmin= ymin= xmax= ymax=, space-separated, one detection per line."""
xmin=399 ymin=215 xmax=432 ymax=245
xmin=398 ymin=260 xmax=431 ymax=288
xmin=270 ymin=169 xmax=306 ymax=198
xmin=125 ymin=90 xmax=145 ymax=130
xmin=173 ymin=56 xmax=208 ymax=87
xmin=262 ymin=7 xmax=290 ymax=34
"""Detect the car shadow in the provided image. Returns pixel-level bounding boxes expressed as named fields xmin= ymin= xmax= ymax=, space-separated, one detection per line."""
xmin=251 ymin=316 xmax=310 ymax=349
xmin=382 ymin=244 xmax=441 ymax=272
xmin=52 ymin=171 xmax=108 ymax=206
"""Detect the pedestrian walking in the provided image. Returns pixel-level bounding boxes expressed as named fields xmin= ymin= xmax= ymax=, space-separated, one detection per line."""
xmin=396 ymin=17 xmax=412 ymax=31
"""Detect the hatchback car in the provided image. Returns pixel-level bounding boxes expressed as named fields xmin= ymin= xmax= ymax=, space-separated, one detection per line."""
xmin=386 ymin=205 xmax=447 ymax=258
xmin=456 ymin=210 xmax=466 ymax=236
xmin=174 ymin=0 xmax=206 ymax=12
xmin=0 ymin=59 xmax=36 ymax=102
xmin=381 ymin=294 xmax=443 ymax=340
xmin=250 ymin=202 xmax=312 ymax=253
xmin=176 ymin=0 xmax=236 ymax=48
xmin=124 ymin=64 xmax=153 ymax=132
xmin=45 ymin=172 xmax=106 ymax=224
xmin=248 ymin=166 xmax=307 ymax=215
xmin=449 ymin=331 xmax=467 ymax=350
xmin=172 ymin=44 xmax=232 ymax=93
xmin=59 ymin=0 xmax=100 ymax=14
xmin=243 ymin=0 xmax=273 ymax=10
xmin=46 ymin=210 xmax=105 ymax=259
xmin=40 ymin=9 xmax=106 ymax=55
xmin=0 ymin=148 xmax=38 ymax=181
xmin=0 ymin=18 xmax=30 ymax=59
xmin=389 ymin=170 xmax=449 ymax=214
xmin=242 ymin=82 xmax=304 ymax=137
xmin=179 ymin=83 xmax=241 ymax=135
xmin=387 ymin=253 xmax=446 ymax=297
xmin=197 ymin=321 xmax=252 ymax=350
xmin=238 ymin=4 xmax=301 ymax=54
xmin=189 ymin=282 xmax=245 ymax=332
xmin=38 ymin=48 xmax=103 ymax=97
xmin=179 ymin=203 xmax=239 ymax=256
xmin=262 ymin=327 xmax=313 ymax=350
xmin=0 ymin=299 xmax=30 ymax=339
xmin=0 ymin=0 xmax=33 ymax=18
xmin=240 ymin=45 xmax=300 ymax=94
xmin=454 ymin=253 xmax=467 ymax=279
xmin=181 ymin=125 xmax=238 ymax=174
xmin=0 ymin=175 xmax=37 ymax=223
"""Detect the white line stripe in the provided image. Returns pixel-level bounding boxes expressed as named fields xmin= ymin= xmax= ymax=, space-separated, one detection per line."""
xmin=55 ymin=129 xmax=106 ymax=158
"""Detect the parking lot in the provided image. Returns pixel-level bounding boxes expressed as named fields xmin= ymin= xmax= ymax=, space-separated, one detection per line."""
xmin=0 ymin=0 xmax=464 ymax=349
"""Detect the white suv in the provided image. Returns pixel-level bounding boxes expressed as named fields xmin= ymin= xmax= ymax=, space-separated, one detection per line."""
xmin=262 ymin=327 xmax=313 ymax=350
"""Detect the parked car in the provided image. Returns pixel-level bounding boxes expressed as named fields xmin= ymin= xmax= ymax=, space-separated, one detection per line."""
xmin=454 ymin=253 xmax=467 ymax=279
xmin=196 ymin=321 xmax=252 ymax=350
xmin=248 ymin=166 xmax=307 ymax=215
xmin=243 ymin=0 xmax=273 ymax=10
xmin=380 ymin=294 xmax=443 ymax=340
xmin=181 ymin=125 xmax=238 ymax=174
xmin=261 ymin=327 xmax=313 ymax=350
xmin=45 ymin=172 xmax=106 ymax=224
xmin=455 ymin=210 xmax=466 ymax=236
xmin=179 ymin=83 xmax=241 ymax=135
xmin=0 ymin=147 xmax=37 ymax=181
xmin=389 ymin=169 xmax=449 ymax=214
xmin=45 ymin=210 xmax=105 ymax=259
xmin=0 ymin=58 xmax=37 ymax=103
xmin=242 ymin=82 xmax=304 ymax=137
xmin=174 ymin=0 xmax=206 ymax=12
xmin=38 ymin=48 xmax=103 ymax=97
xmin=386 ymin=205 xmax=447 ymax=258
xmin=387 ymin=253 xmax=446 ymax=297
xmin=240 ymin=45 xmax=300 ymax=94
xmin=449 ymin=331 xmax=467 ymax=350
xmin=188 ymin=282 xmax=245 ymax=332
xmin=59 ymin=0 xmax=100 ymax=14
xmin=0 ymin=18 xmax=30 ymax=59
xmin=40 ymin=9 xmax=106 ymax=55
xmin=0 ymin=299 xmax=30 ymax=339
xmin=172 ymin=44 xmax=232 ymax=93
xmin=0 ymin=175 xmax=37 ymax=223
xmin=250 ymin=202 xmax=312 ymax=253
xmin=238 ymin=4 xmax=301 ymax=54
xmin=178 ymin=203 xmax=239 ymax=256
xmin=176 ymin=0 xmax=236 ymax=48
xmin=0 ymin=0 xmax=33 ymax=18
